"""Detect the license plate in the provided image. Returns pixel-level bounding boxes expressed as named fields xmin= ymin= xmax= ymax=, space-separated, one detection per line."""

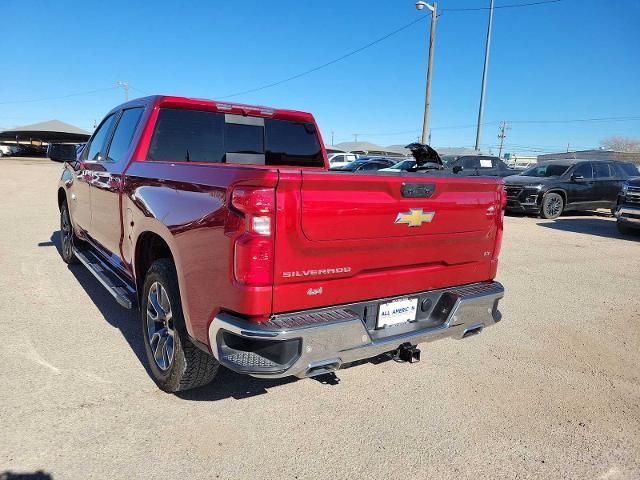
xmin=377 ymin=298 xmax=418 ymax=328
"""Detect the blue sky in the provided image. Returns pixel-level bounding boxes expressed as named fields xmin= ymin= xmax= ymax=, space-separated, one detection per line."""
xmin=1 ymin=0 xmax=639 ymax=155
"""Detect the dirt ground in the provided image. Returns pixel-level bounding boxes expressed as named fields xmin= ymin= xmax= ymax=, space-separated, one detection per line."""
xmin=1 ymin=158 xmax=639 ymax=479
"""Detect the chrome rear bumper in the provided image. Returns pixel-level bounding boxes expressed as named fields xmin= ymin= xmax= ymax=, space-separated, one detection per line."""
xmin=208 ymin=281 xmax=504 ymax=379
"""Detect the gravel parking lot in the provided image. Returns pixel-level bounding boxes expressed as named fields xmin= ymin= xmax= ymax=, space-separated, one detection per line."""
xmin=1 ymin=158 xmax=639 ymax=480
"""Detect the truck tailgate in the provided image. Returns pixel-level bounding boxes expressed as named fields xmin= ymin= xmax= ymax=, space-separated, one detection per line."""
xmin=272 ymin=171 xmax=503 ymax=313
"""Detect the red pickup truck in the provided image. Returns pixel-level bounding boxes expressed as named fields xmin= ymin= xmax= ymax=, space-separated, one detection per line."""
xmin=55 ymin=95 xmax=505 ymax=393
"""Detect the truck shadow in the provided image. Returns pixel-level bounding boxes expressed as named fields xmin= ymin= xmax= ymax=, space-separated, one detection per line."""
xmin=536 ymin=214 xmax=639 ymax=241
xmin=0 ymin=471 xmax=53 ymax=480
xmin=39 ymin=231 xmax=308 ymax=401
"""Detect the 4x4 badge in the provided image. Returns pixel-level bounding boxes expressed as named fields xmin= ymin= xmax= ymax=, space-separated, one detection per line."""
xmin=395 ymin=208 xmax=435 ymax=227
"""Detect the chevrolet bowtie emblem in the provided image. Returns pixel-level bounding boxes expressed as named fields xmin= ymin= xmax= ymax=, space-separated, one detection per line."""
xmin=395 ymin=208 xmax=435 ymax=227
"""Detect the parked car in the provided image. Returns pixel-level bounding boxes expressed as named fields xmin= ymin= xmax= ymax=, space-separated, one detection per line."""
xmin=327 ymin=152 xmax=358 ymax=168
xmin=0 ymin=145 xmax=16 ymax=157
xmin=329 ymin=156 xmax=397 ymax=171
xmin=615 ymin=177 xmax=640 ymax=234
xmin=55 ymin=95 xmax=505 ymax=393
xmin=379 ymin=158 xmax=416 ymax=171
xmin=447 ymin=155 xmax=519 ymax=177
xmin=504 ymin=160 xmax=639 ymax=219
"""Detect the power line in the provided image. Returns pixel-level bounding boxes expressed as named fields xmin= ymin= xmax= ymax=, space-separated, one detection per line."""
xmin=218 ymin=0 xmax=563 ymax=99
xmin=441 ymin=0 xmax=561 ymax=12
xmin=0 ymin=86 xmax=120 ymax=105
xmin=218 ymin=15 xmax=430 ymax=99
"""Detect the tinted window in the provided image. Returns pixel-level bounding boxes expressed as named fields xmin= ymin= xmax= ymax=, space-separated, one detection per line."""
xmin=147 ymin=109 xmax=324 ymax=167
xmin=617 ymin=163 xmax=640 ymax=177
xmin=265 ymin=119 xmax=323 ymax=167
xmin=86 ymin=114 xmax=117 ymax=161
xmin=478 ymin=157 xmax=495 ymax=169
xmin=107 ymin=108 xmax=143 ymax=163
xmin=521 ymin=164 xmax=571 ymax=177
xmin=226 ymin=123 xmax=264 ymax=154
xmin=594 ymin=162 xmax=613 ymax=178
xmin=572 ymin=162 xmax=593 ymax=179
xmin=148 ymin=109 xmax=224 ymax=162
xmin=462 ymin=157 xmax=478 ymax=169
xmin=359 ymin=162 xmax=384 ymax=171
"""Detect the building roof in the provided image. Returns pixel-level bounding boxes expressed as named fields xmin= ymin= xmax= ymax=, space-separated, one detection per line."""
xmin=537 ymin=149 xmax=640 ymax=164
xmin=0 ymin=120 xmax=91 ymax=143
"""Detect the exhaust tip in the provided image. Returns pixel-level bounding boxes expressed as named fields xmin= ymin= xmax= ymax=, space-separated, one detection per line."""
xmin=305 ymin=359 xmax=341 ymax=377
xmin=462 ymin=325 xmax=483 ymax=338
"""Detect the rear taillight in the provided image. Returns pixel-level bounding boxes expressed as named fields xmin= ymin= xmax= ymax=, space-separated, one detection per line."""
xmin=231 ymin=187 xmax=275 ymax=286
xmin=493 ymin=186 xmax=506 ymax=259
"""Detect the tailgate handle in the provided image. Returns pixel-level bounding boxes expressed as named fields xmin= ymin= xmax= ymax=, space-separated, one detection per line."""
xmin=401 ymin=182 xmax=435 ymax=198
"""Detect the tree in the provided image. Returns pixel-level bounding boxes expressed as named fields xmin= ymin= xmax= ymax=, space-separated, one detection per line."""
xmin=600 ymin=136 xmax=640 ymax=152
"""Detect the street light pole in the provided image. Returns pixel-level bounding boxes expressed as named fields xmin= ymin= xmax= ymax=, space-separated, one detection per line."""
xmin=474 ymin=0 xmax=494 ymax=151
xmin=417 ymin=1 xmax=438 ymax=144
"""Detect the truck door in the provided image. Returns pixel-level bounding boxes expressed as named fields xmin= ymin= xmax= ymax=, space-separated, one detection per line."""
xmin=74 ymin=113 xmax=118 ymax=235
xmin=87 ymin=107 xmax=144 ymax=265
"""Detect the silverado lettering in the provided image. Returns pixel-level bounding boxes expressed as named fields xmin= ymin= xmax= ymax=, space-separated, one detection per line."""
xmin=283 ymin=267 xmax=352 ymax=278
xmin=55 ymin=95 xmax=505 ymax=393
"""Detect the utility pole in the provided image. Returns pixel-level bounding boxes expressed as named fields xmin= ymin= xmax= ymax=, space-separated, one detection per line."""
xmin=428 ymin=129 xmax=432 ymax=145
xmin=497 ymin=121 xmax=511 ymax=158
xmin=474 ymin=0 xmax=494 ymax=151
xmin=566 ymin=142 xmax=570 ymax=153
xmin=331 ymin=131 xmax=335 ymax=146
xmin=416 ymin=1 xmax=438 ymax=144
xmin=353 ymin=133 xmax=359 ymax=142
xmin=117 ymin=80 xmax=129 ymax=102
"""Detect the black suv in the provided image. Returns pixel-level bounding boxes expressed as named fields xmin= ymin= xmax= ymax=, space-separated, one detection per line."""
xmin=615 ymin=177 xmax=640 ymax=234
xmin=504 ymin=159 xmax=639 ymax=219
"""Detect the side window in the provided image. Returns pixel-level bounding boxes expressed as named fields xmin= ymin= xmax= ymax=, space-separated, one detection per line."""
xmin=478 ymin=157 xmax=494 ymax=169
xmin=106 ymin=108 xmax=143 ymax=163
xmin=593 ymin=162 xmax=613 ymax=178
xmin=346 ymin=155 xmax=357 ymax=161
xmin=572 ymin=163 xmax=593 ymax=179
xmin=617 ymin=162 xmax=640 ymax=177
xmin=332 ymin=155 xmax=344 ymax=163
xmin=147 ymin=109 xmax=225 ymax=162
xmin=85 ymin=114 xmax=117 ymax=162
xmin=462 ymin=157 xmax=479 ymax=169
xmin=360 ymin=162 xmax=383 ymax=171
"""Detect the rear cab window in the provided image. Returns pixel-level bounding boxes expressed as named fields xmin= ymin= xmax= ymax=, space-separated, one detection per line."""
xmin=147 ymin=108 xmax=324 ymax=167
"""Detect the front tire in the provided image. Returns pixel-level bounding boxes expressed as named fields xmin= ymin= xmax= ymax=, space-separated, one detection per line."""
xmin=59 ymin=201 xmax=78 ymax=264
xmin=141 ymin=258 xmax=219 ymax=392
xmin=540 ymin=192 xmax=564 ymax=219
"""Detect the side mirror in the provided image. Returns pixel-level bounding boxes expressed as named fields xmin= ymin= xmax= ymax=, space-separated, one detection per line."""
xmin=571 ymin=174 xmax=584 ymax=182
xmin=452 ymin=165 xmax=464 ymax=174
xmin=47 ymin=143 xmax=78 ymax=163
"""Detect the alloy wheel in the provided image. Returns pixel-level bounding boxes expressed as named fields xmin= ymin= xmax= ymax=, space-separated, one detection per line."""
xmin=546 ymin=197 xmax=562 ymax=217
xmin=146 ymin=281 xmax=175 ymax=371
xmin=61 ymin=206 xmax=74 ymax=260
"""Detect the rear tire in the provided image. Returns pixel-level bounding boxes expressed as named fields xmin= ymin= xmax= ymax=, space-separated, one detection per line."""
xmin=540 ymin=192 xmax=564 ymax=219
xmin=59 ymin=200 xmax=79 ymax=264
xmin=141 ymin=258 xmax=219 ymax=392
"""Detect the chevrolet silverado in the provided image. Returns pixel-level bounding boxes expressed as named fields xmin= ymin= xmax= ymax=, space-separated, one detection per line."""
xmin=55 ymin=95 xmax=506 ymax=392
